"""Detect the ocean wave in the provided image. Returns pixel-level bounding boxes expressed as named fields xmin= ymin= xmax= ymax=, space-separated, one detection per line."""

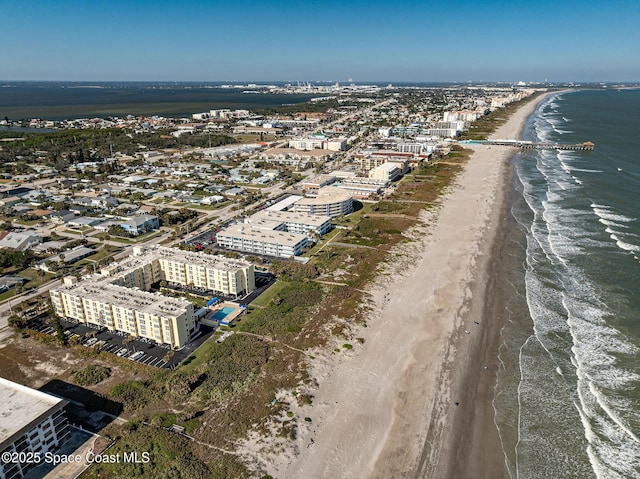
xmin=591 ymin=204 xmax=636 ymax=224
xmin=569 ymin=167 xmax=604 ymax=173
xmin=609 ymin=233 xmax=640 ymax=253
xmin=511 ymin=89 xmax=640 ymax=479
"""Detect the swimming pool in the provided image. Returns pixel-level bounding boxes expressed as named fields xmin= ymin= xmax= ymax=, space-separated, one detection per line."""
xmin=212 ymin=306 xmax=236 ymax=321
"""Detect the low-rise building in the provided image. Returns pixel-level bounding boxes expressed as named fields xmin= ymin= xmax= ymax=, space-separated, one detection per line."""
xmin=216 ymin=208 xmax=332 ymax=258
xmin=289 ymin=138 xmax=325 ymax=150
xmin=0 ymin=232 xmax=42 ymax=251
xmin=335 ymin=179 xmax=385 ymax=199
xmin=119 ymin=214 xmax=159 ymax=236
xmin=250 ymin=210 xmax=332 ymax=237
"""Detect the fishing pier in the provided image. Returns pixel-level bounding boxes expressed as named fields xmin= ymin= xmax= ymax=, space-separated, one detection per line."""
xmin=461 ymin=139 xmax=595 ymax=151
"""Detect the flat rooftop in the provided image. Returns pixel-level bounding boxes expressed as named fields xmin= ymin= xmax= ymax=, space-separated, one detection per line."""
xmin=54 ymin=278 xmax=191 ymax=317
xmin=295 ymin=186 xmax=353 ymax=206
xmin=266 ymin=195 xmax=303 ymax=212
xmin=217 ymin=223 xmax=307 ymax=247
xmin=134 ymin=245 xmax=253 ymax=271
xmin=370 ymin=162 xmax=400 ymax=172
xmin=1 ymin=377 xmax=67 ymax=449
xmin=251 ymin=209 xmax=331 ymax=226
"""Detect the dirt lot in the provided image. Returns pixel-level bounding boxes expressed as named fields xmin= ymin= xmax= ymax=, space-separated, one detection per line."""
xmin=0 ymin=329 xmax=145 ymax=397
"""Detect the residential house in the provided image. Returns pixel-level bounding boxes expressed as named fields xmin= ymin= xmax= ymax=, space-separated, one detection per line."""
xmin=119 ymin=214 xmax=159 ymax=236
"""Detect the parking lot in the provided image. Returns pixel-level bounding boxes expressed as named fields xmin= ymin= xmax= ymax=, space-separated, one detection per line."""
xmin=27 ymin=317 xmax=216 ymax=369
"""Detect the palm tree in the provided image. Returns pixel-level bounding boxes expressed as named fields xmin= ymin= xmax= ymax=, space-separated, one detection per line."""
xmin=122 ymin=335 xmax=136 ymax=352
xmin=163 ymin=350 xmax=175 ymax=368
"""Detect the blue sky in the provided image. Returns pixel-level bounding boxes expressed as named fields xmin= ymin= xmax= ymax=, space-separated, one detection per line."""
xmin=1 ymin=0 xmax=638 ymax=82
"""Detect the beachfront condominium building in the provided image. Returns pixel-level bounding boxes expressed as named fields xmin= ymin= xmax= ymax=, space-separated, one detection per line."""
xmin=101 ymin=245 xmax=255 ymax=297
xmin=155 ymin=251 xmax=255 ymax=296
xmin=396 ymin=142 xmax=425 ymax=155
xmin=0 ymin=378 xmax=70 ymax=479
xmin=49 ymin=245 xmax=256 ymax=348
xmin=335 ymin=179 xmax=384 ymax=199
xmin=369 ymin=162 xmax=402 ymax=182
xmin=249 ymin=210 xmax=332 ymax=237
xmin=50 ymin=278 xmax=196 ymax=348
xmin=216 ymin=224 xmax=308 ymax=258
xmin=289 ymin=137 xmax=347 ymax=151
xmin=292 ymin=186 xmax=354 ymax=218
xmin=215 ymin=209 xmax=333 ymax=257
xmin=289 ymin=138 xmax=325 ymax=150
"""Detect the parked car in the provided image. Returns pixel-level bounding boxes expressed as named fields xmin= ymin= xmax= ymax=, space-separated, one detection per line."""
xmin=129 ymin=351 xmax=144 ymax=361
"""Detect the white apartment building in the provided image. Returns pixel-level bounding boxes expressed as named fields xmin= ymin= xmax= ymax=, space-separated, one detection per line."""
xmin=443 ymin=110 xmax=482 ymax=122
xmin=216 ymin=224 xmax=308 ymax=258
xmin=49 ymin=246 xmax=256 ymax=348
xmin=289 ymin=138 xmax=325 ymax=150
xmin=369 ymin=162 xmax=401 ymax=182
xmin=335 ymin=179 xmax=385 ymax=199
xmin=289 ymin=137 xmax=347 ymax=151
xmin=396 ymin=142 xmax=425 ymax=154
xmin=378 ymin=127 xmax=393 ymax=137
xmin=425 ymin=127 xmax=459 ymax=138
xmin=216 ymin=209 xmax=333 ymax=257
xmin=50 ymin=278 xmax=196 ymax=348
xmin=434 ymin=120 xmax=466 ymax=132
xmin=326 ymin=138 xmax=347 ymax=151
xmin=0 ymin=378 xmax=69 ymax=479
xmin=292 ymin=186 xmax=354 ymax=217
xmin=101 ymin=245 xmax=255 ymax=297
xmin=301 ymin=174 xmax=336 ymax=194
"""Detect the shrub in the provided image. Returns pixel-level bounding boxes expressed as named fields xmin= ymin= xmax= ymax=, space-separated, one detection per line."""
xmin=73 ymin=364 xmax=111 ymax=386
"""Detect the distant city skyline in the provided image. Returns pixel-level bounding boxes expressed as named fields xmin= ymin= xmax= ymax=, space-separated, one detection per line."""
xmin=1 ymin=0 xmax=639 ymax=83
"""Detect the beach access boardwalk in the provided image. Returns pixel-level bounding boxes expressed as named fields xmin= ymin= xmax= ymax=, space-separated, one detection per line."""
xmin=460 ymin=139 xmax=595 ymax=151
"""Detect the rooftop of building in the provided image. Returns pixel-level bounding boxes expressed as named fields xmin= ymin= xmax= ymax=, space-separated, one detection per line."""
xmin=217 ymin=223 xmax=307 ymax=247
xmin=54 ymin=280 xmax=191 ymax=317
xmin=301 ymin=174 xmax=337 ymax=187
xmin=0 ymin=377 xmax=68 ymax=449
xmin=266 ymin=195 xmax=303 ymax=212
xmin=295 ymin=186 xmax=353 ymax=206
xmin=263 ymin=147 xmax=331 ymax=157
xmin=370 ymin=162 xmax=401 ymax=172
xmin=251 ymin=209 xmax=331 ymax=226
xmin=129 ymin=245 xmax=253 ymax=271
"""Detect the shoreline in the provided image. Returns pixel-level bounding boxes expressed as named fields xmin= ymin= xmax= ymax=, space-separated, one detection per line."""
xmin=434 ymin=94 xmax=548 ymax=479
xmin=259 ymin=93 xmax=551 ymax=479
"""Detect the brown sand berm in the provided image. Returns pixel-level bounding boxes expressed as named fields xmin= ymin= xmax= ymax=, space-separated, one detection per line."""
xmin=249 ymin=93 xmax=550 ymax=478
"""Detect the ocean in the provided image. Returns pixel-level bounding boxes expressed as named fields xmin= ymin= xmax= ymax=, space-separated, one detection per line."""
xmin=494 ymin=89 xmax=640 ymax=478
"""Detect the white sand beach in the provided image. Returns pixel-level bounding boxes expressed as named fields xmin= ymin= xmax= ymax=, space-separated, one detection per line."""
xmin=250 ymin=93 xmax=548 ymax=479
